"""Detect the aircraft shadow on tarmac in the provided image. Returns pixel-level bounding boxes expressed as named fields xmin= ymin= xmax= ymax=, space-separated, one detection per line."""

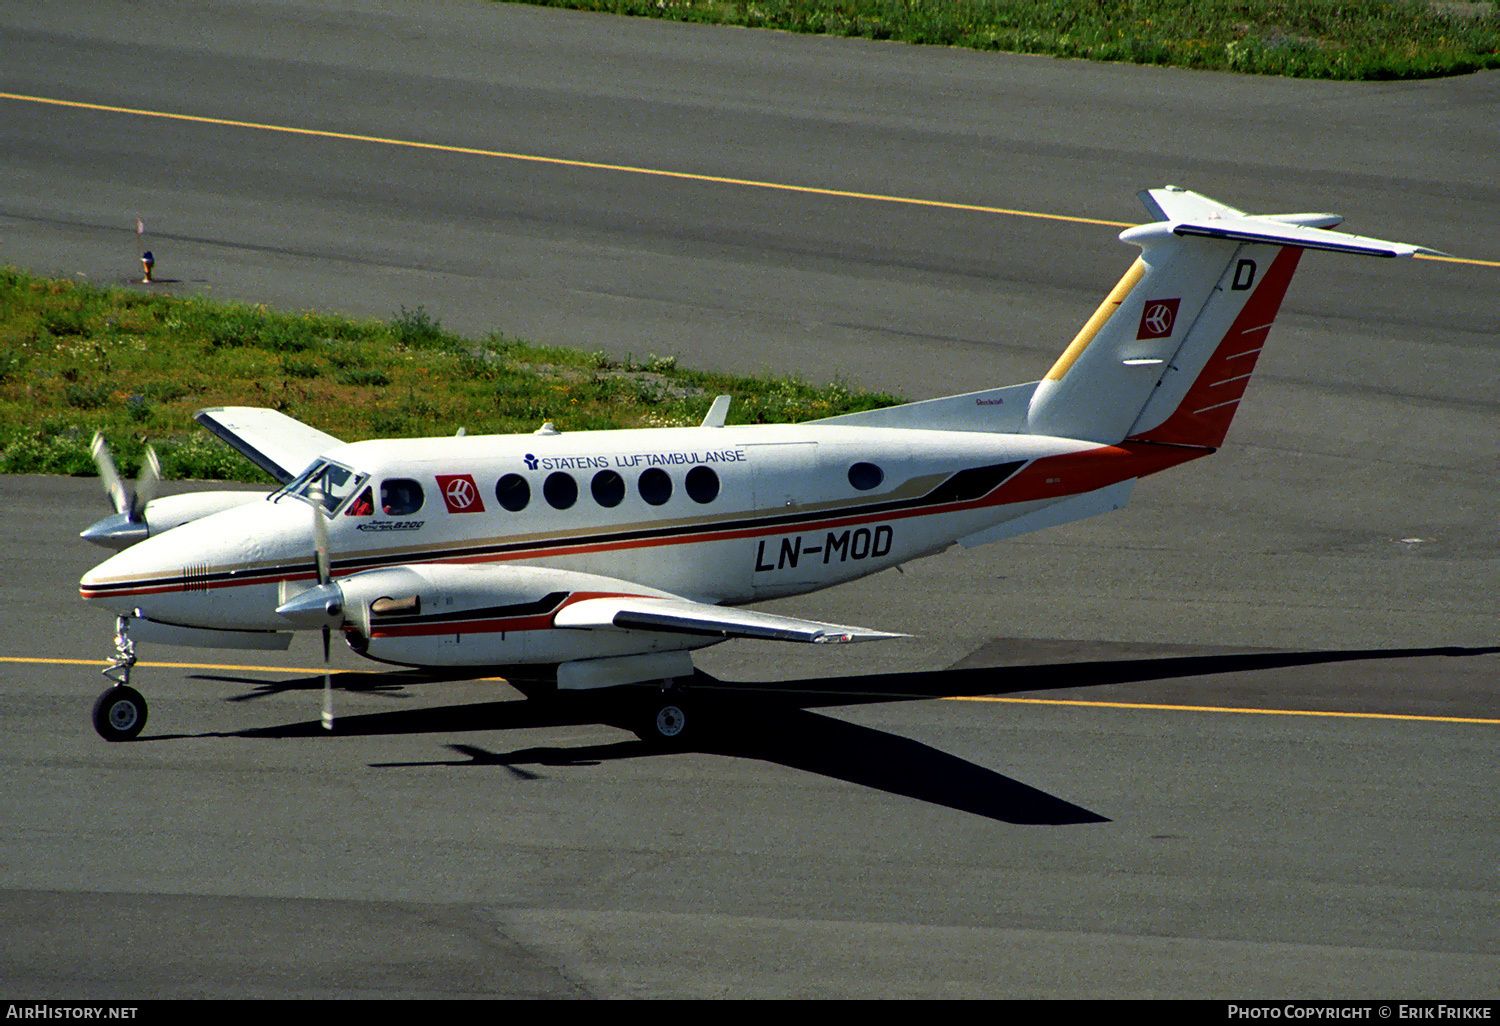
xmin=172 ymin=644 xmax=1497 ymax=826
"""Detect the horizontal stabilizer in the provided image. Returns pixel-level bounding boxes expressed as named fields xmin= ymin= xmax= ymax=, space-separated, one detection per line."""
xmin=194 ymin=407 xmax=343 ymax=483
xmin=1136 ymin=187 xmax=1246 ymax=223
xmin=1131 ymin=186 xmax=1447 ymax=258
xmin=1164 ymin=217 xmax=1442 ymax=258
xmin=554 ymin=595 xmax=907 ymax=644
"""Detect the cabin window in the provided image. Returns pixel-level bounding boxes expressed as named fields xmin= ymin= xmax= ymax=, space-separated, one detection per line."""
xmin=591 ymin=469 xmax=625 ymax=508
xmin=381 ymin=479 xmax=424 ymax=516
xmin=638 ymin=467 xmax=672 ymax=506
xmin=495 ymin=473 xmax=530 ymax=512
xmin=685 ymin=466 xmax=720 ymax=504
xmin=544 ymin=472 xmax=578 ymax=510
xmin=848 ymin=462 xmax=884 ymax=491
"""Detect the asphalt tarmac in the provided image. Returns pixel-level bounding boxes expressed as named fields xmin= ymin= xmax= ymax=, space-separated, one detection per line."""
xmin=2 ymin=0 xmax=1497 ymax=1000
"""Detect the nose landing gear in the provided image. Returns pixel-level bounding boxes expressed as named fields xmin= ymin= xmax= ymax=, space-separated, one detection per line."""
xmin=93 ymin=615 xmax=148 ymax=742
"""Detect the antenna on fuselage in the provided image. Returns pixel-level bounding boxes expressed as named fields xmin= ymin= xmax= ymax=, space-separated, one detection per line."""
xmin=701 ymin=395 xmax=731 ymax=428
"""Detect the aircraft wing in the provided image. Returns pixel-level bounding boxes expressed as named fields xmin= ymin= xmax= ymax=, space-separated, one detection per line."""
xmin=194 ymin=406 xmax=344 ymax=484
xmin=553 ymin=595 xmax=908 ymax=644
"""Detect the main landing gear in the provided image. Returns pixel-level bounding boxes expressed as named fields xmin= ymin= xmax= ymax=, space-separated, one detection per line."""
xmin=92 ymin=615 xmax=147 ymax=742
xmin=633 ymin=680 xmax=693 ymax=748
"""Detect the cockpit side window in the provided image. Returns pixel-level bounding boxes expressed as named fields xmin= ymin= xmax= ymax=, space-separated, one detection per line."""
xmin=381 ymin=478 xmax=425 ymax=516
xmin=345 ymin=486 xmax=374 ymax=517
xmin=279 ymin=459 xmax=367 ymax=516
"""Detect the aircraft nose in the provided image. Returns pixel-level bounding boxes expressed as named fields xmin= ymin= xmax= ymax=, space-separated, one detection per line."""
xmin=79 ymin=498 xmax=314 ymax=629
xmin=79 ymin=542 xmax=165 ymax=617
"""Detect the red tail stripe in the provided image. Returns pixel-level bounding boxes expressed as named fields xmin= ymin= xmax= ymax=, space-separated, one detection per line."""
xmin=1128 ymin=246 xmax=1303 ymax=449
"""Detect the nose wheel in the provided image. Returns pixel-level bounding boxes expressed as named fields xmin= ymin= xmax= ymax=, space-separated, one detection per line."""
xmin=93 ymin=614 xmax=147 ymax=742
xmin=93 ymin=684 xmax=148 ymax=742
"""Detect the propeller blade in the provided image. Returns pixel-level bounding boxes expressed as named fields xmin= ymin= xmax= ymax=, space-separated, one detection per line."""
xmin=132 ymin=446 xmax=161 ymax=521
xmin=309 ymin=485 xmax=331 ymax=586
xmin=309 ymin=482 xmax=335 ymax=731
xmin=321 ymin=625 xmax=334 ymax=732
xmin=91 ymin=435 xmax=161 ymax=525
xmin=90 ymin=432 xmax=130 ymax=517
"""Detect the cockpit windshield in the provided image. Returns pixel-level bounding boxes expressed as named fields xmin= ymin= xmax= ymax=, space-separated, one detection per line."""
xmin=275 ymin=459 xmax=368 ymax=516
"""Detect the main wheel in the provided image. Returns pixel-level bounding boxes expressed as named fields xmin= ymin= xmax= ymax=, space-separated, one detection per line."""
xmin=92 ymin=685 xmax=147 ymax=742
xmin=635 ymin=696 xmax=691 ymax=747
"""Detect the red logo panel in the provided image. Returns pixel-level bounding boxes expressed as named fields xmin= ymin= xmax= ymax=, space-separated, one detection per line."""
xmin=436 ymin=474 xmax=485 ymax=513
xmin=1137 ymin=298 xmax=1180 ymax=340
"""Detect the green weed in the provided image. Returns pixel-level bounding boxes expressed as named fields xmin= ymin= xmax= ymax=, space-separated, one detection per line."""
xmin=499 ymin=0 xmax=1500 ymax=80
xmin=0 ymin=268 xmax=903 ymax=481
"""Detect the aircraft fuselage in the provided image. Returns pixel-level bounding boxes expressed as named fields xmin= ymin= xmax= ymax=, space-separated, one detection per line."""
xmin=80 ymin=421 xmax=1187 ymax=660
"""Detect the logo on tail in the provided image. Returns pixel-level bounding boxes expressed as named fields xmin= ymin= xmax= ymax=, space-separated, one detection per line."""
xmin=1137 ymin=299 xmax=1180 ymax=340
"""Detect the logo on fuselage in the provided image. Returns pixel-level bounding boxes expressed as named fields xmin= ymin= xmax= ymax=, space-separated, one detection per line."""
xmin=436 ymin=474 xmax=485 ymax=514
xmin=355 ymin=519 xmax=424 ymax=533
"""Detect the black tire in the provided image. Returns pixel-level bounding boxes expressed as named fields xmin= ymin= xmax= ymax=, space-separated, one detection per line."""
xmin=635 ymin=696 xmax=691 ymax=747
xmin=92 ymin=685 xmax=148 ymax=742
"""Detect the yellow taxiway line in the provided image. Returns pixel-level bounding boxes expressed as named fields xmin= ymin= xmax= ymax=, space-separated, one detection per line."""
xmin=6 ymin=655 xmax=1495 ymax=725
xmin=0 ymin=91 xmax=1131 ymax=228
xmin=4 ymin=655 xmax=345 ymax=674
xmin=8 ymin=87 xmax=1499 ymax=267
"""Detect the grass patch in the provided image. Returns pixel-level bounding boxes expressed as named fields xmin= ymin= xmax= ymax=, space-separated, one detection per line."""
xmin=499 ymin=0 xmax=1500 ymax=80
xmin=0 ymin=268 xmax=902 ymax=482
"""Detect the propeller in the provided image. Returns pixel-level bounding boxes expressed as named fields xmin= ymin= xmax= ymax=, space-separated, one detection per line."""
xmin=84 ymin=434 xmax=161 ymax=546
xmin=274 ymin=484 xmax=343 ymax=731
xmin=310 ymin=484 xmax=337 ymax=732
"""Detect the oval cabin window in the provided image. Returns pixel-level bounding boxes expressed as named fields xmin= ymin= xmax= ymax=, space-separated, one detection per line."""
xmin=848 ymin=462 xmax=884 ymax=491
xmin=638 ymin=468 xmax=672 ymax=506
xmin=543 ymin=472 xmax=578 ymax=510
xmin=591 ymin=470 xmax=626 ymax=508
xmin=685 ymin=466 xmax=720 ymax=504
xmin=495 ymin=473 xmax=530 ymax=512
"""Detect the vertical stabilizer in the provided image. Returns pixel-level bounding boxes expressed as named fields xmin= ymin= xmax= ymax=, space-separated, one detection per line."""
xmin=1025 ymin=186 xmax=1436 ymax=448
xmin=1024 ymin=224 xmax=1239 ymax=444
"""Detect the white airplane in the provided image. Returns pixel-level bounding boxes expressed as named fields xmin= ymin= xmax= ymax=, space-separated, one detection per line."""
xmin=77 ymin=186 xmax=1439 ymax=745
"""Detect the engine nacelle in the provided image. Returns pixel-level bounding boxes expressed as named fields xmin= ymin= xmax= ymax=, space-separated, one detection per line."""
xmin=80 ymin=491 xmax=268 ymax=550
xmin=333 ymin=563 xmax=714 ymax=668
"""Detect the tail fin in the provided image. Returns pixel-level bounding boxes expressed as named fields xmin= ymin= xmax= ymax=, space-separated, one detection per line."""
xmin=1026 ymin=186 xmax=1438 ymax=447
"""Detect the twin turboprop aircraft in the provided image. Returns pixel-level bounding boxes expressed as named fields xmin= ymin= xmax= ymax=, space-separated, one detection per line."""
xmin=77 ymin=187 xmax=1438 ymax=744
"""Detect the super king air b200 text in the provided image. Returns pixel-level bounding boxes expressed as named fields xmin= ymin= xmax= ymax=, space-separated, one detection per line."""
xmin=77 ymin=187 xmax=1443 ymax=745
